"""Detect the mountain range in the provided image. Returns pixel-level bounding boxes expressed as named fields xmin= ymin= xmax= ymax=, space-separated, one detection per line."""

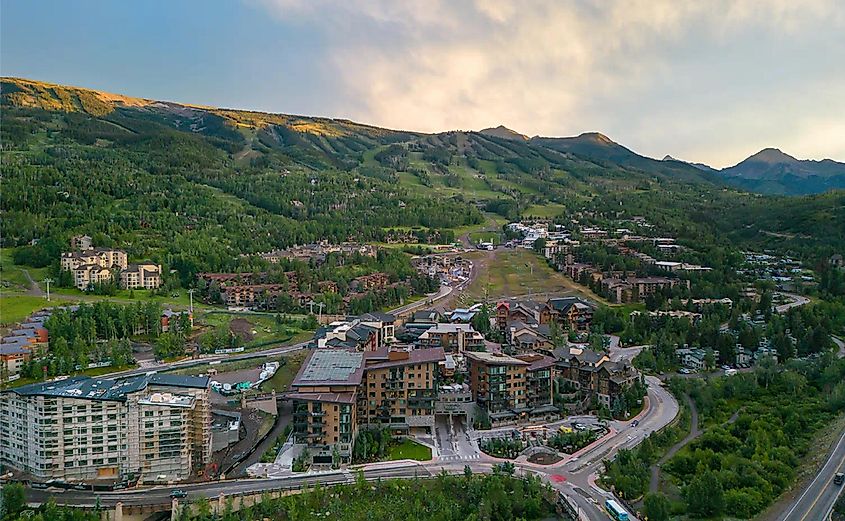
xmin=2 ymin=76 xmax=843 ymax=196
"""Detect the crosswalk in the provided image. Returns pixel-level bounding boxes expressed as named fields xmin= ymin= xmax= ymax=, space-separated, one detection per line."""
xmin=438 ymin=454 xmax=482 ymax=461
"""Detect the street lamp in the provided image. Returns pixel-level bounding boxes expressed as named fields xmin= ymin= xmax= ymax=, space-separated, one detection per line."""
xmin=43 ymin=278 xmax=53 ymax=301
xmin=187 ymin=289 xmax=195 ymax=327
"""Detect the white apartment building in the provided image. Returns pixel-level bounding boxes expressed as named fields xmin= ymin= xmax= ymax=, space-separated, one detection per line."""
xmin=120 ymin=263 xmax=163 ymax=290
xmin=0 ymin=374 xmax=211 ymax=483
xmin=60 ymin=248 xmax=128 ymax=272
xmin=61 ymin=248 xmax=128 ymax=290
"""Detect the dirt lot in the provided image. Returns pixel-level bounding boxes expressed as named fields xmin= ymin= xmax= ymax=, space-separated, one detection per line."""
xmin=228 ymin=317 xmax=256 ymax=342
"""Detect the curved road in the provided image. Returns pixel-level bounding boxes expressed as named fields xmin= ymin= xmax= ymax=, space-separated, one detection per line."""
xmin=649 ymin=394 xmax=698 ymax=493
xmin=777 ymin=335 xmax=845 ymax=521
xmin=24 ymin=376 xmax=680 ymax=521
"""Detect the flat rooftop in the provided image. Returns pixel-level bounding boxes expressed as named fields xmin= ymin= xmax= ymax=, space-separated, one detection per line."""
xmin=6 ymin=374 xmax=209 ymax=402
xmin=293 ymin=349 xmax=364 ymax=386
xmin=464 ymin=351 xmax=529 ymax=366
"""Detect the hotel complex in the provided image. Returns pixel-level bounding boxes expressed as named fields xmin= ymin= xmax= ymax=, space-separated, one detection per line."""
xmin=0 ymin=374 xmax=211 ymax=483
xmin=288 ymin=347 xmax=445 ymax=465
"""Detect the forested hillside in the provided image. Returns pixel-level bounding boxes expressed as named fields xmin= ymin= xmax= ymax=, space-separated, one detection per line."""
xmin=2 ymin=77 xmax=843 ymax=284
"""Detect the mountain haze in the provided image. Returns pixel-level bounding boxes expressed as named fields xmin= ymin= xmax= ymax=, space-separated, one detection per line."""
xmin=720 ymin=148 xmax=845 ymax=195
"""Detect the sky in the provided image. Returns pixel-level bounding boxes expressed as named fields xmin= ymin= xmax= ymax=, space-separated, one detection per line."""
xmin=2 ymin=0 xmax=844 ymax=168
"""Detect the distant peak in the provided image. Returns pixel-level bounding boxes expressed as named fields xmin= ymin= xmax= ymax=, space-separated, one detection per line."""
xmin=745 ymin=147 xmax=798 ymax=164
xmin=479 ymin=125 xmax=528 ymax=141
xmin=662 ymin=155 xmax=678 ymax=161
xmin=576 ymin=132 xmax=615 ymax=145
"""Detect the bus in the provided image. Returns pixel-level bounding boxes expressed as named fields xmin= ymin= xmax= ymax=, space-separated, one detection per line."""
xmin=605 ymin=498 xmax=629 ymax=521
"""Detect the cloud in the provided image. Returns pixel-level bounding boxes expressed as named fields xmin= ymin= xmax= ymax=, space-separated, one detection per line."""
xmin=253 ymin=0 xmax=845 ymax=167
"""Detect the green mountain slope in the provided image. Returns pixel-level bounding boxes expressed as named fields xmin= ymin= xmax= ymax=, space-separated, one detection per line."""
xmin=720 ymin=148 xmax=845 ymax=195
xmin=1 ymin=77 xmax=842 ymax=277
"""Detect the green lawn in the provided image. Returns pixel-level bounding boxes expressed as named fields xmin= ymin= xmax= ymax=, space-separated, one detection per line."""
xmin=523 ymin=203 xmax=565 ymax=218
xmin=387 ymin=439 xmax=432 ymax=461
xmin=50 ymin=287 xmax=202 ymax=309
xmin=0 ymin=293 xmax=72 ymax=326
xmin=199 ymin=312 xmax=313 ymax=349
xmin=468 ymin=231 xmax=503 ymax=244
xmin=0 ymin=248 xmax=49 ymax=291
xmin=450 ymin=213 xmax=509 ymax=238
xmin=464 ymin=249 xmax=610 ymax=304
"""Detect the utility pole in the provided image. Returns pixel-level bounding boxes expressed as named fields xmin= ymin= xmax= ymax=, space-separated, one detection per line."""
xmin=43 ymin=278 xmax=53 ymax=301
xmin=187 ymin=289 xmax=195 ymax=327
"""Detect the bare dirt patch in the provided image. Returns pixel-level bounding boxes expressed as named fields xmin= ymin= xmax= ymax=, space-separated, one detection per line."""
xmin=229 ymin=317 xmax=256 ymax=341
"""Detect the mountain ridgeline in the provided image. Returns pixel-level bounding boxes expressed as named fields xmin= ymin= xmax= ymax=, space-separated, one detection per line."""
xmin=1 ymin=76 xmax=844 ymax=276
xmin=720 ymin=148 xmax=845 ymax=195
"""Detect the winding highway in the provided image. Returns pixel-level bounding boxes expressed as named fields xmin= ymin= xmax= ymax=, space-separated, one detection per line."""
xmin=24 ymin=375 xmax=679 ymax=521
xmin=777 ymin=334 xmax=845 ymax=521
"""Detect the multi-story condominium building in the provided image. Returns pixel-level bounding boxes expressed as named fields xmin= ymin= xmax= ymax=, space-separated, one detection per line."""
xmin=416 ymin=323 xmax=485 ymax=353
xmin=357 ymin=312 xmax=397 ymax=345
xmin=495 ymin=300 xmax=551 ymax=330
xmin=287 ymin=349 xmax=362 ymax=464
xmin=496 ymin=297 xmax=594 ymax=333
xmin=313 ymin=320 xmax=380 ymax=351
xmin=465 ymin=351 xmax=529 ymax=421
xmin=359 ymin=349 xmax=441 ymax=432
xmin=0 ymin=345 xmax=31 ymax=382
xmin=220 ymin=284 xmax=286 ymax=309
xmin=547 ymin=297 xmax=594 ymax=333
xmin=515 ymin=353 xmax=556 ymax=412
xmin=0 ymin=374 xmax=211 ymax=483
xmin=350 ymin=272 xmax=389 ymax=292
xmin=60 ymin=248 xmax=128 ymax=272
xmin=464 ymin=351 xmax=558 ymax=424
xmin=71 ymin=265 xmax=115 ymax=290
xmin=120 ymin=263 xmax=162 ymax=290
xmin=287 ymin=347 xmax=445 ymax=465
xmin=508 ymin=323 xmax=554 ymax=353
xmin=61 ymin=248 xmax=128 ymax=290
xmin=600 ymin=276 xmax=689 ymax=303
xmin=553 ymin=346 xmax=640 ymax=407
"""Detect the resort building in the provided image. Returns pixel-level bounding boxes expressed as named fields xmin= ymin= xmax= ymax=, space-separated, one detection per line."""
xmin=0 ymin=374 xmax=211 ymax=483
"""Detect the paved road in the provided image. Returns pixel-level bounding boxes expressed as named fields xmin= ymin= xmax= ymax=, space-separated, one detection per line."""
xmin=778 ymin=428 xmax=845 ymax=521
xmin=648 ymin=394 xmax=698 ymax=493
xmin=774 ymin=292 xmax=810 ymax=314
xmin=776 ymin=334 xmax=845 ymax=521
xmin=103 ymin=284 xmax=455 ymax=380
xmin=25 ymin=464 xmax=443 ymax=508
xmin=553 ymin=375 xmax=679 ymax=520
xmin=23 ymin=375 xmax=680 ymax=521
